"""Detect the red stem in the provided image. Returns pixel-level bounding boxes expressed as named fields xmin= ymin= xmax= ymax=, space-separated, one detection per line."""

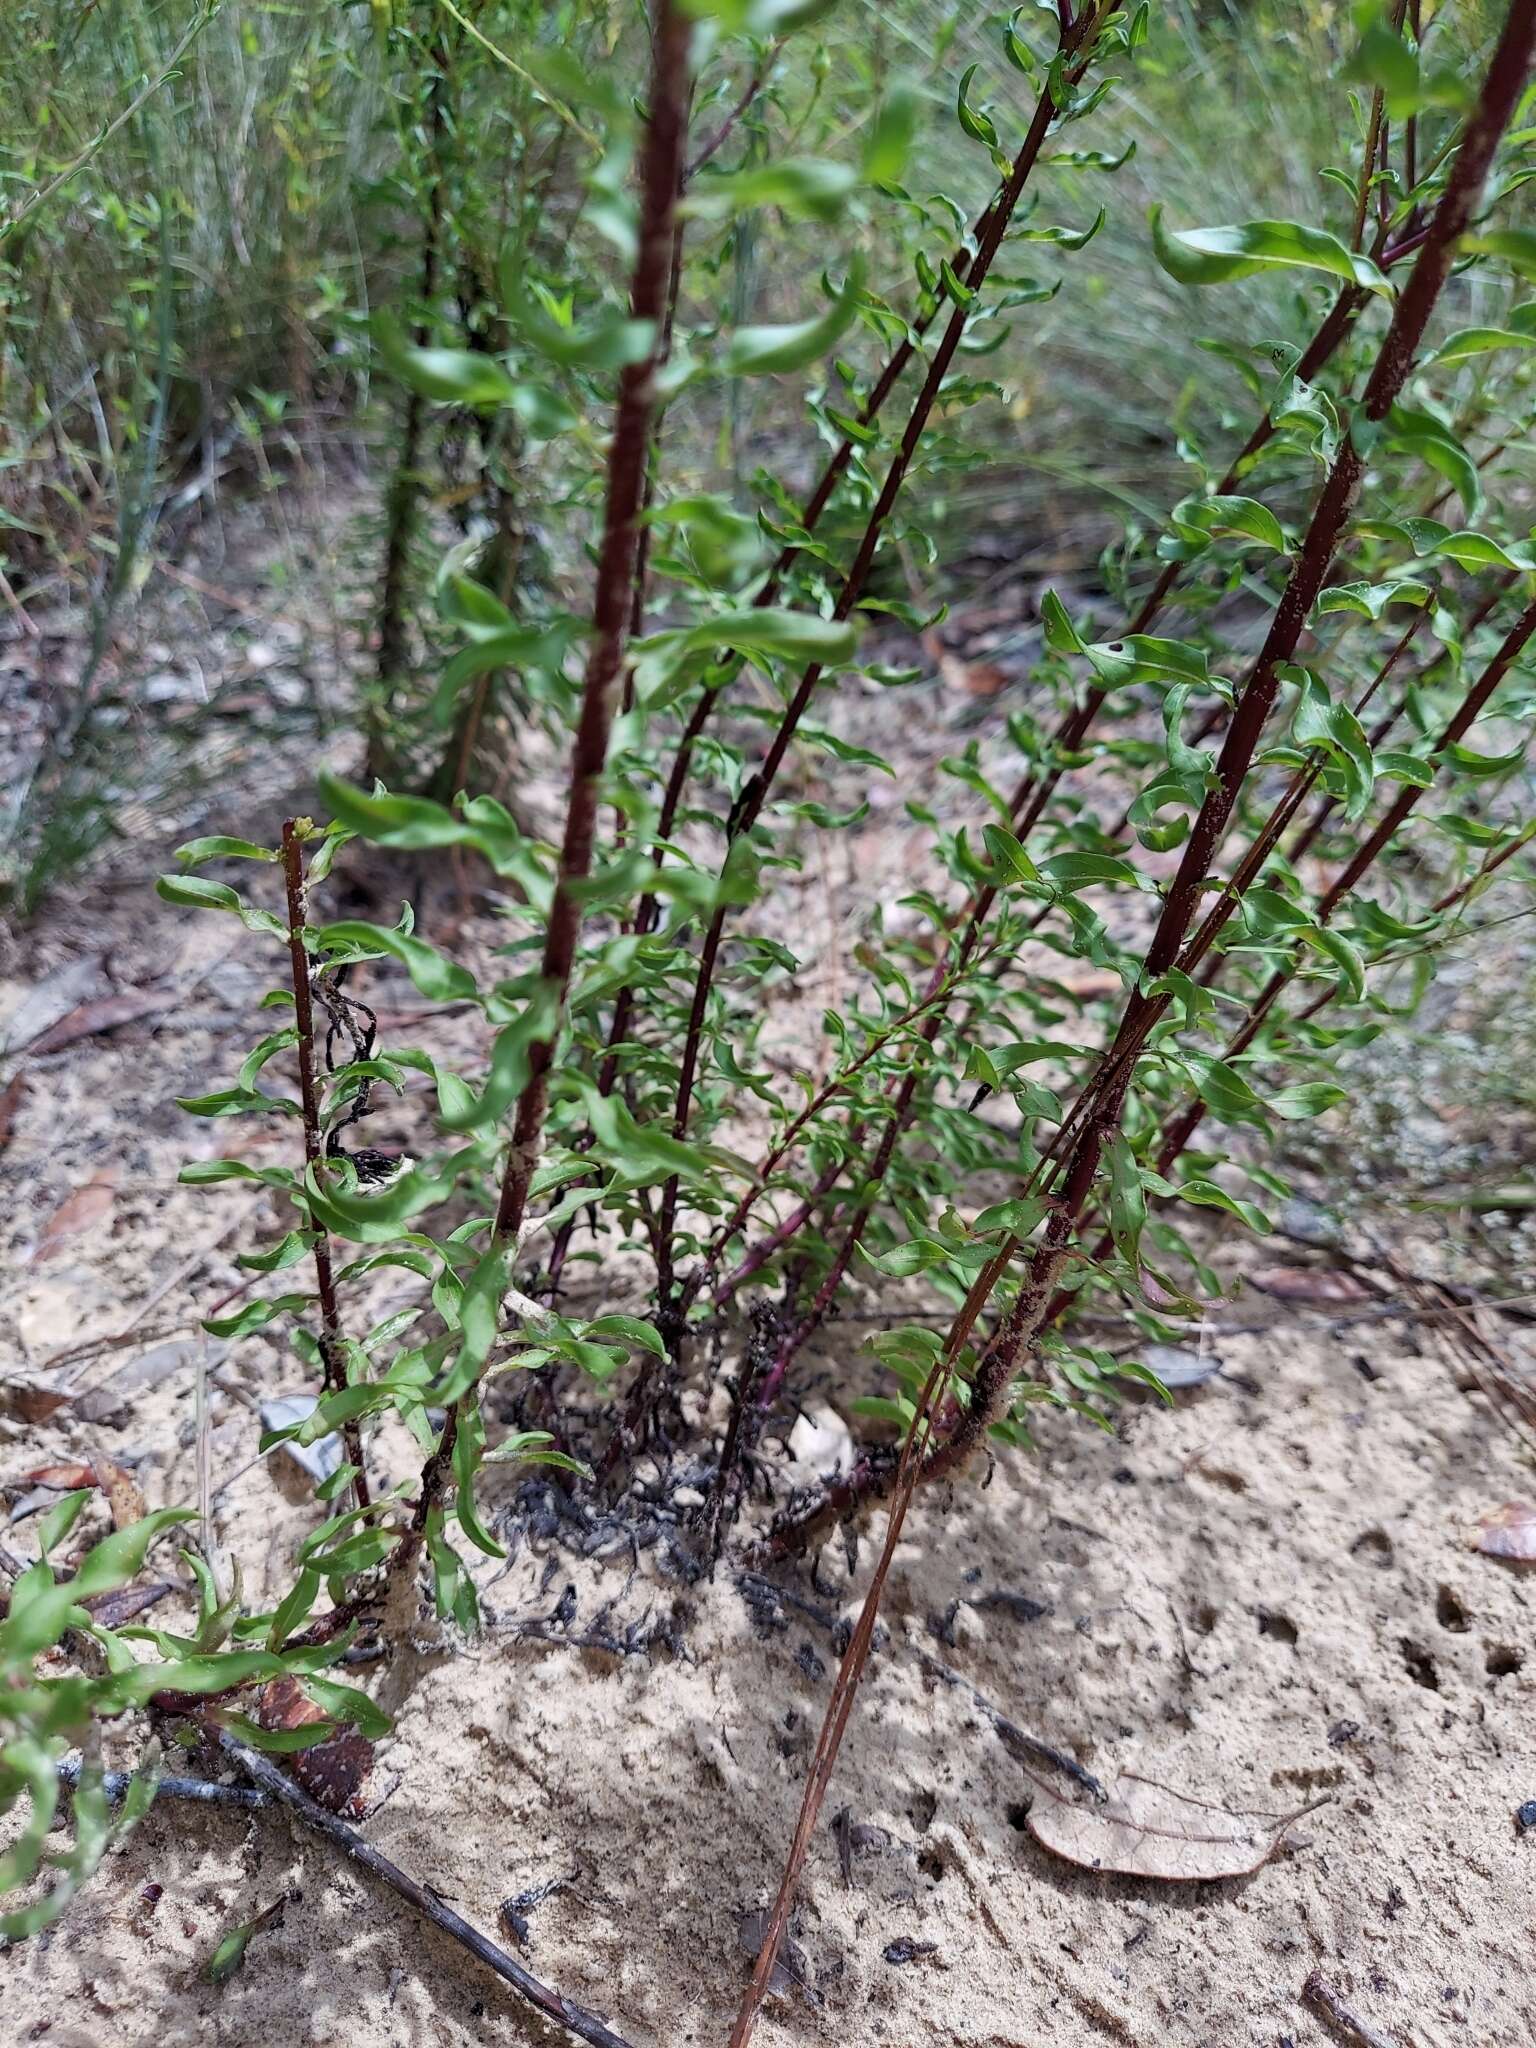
xmin=403 ymin=0 xmax=692 ymax=1545
xmin=658 ymin=16 xmax=1112 ymax=1310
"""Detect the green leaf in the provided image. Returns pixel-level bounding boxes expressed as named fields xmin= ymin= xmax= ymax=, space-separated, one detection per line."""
xmin=1105 ymin=1133 xmax=1147 ymax=1272
xmin=1155 ymin=1175 xmax=1271 ymax=1235
xmin=1298 ymin=924 xmax=1366 ymax=1003
xmin=424 ymin=1504 xmax=478 ymax=1633
xmin=451 ymin=1401 xmax=506 ymax=1561
xmin=1149 ymin=208 xmax=1393 ymax=297
xmin=581 ymin=1086 xmax=745 ymax=1189
xmin=173 ymin=837 xmax=277 ymax=865
xmin=981 ymin=824 xmax=1040 ymax=885
xmin=724 ymin=263 xmax=863 ymax=375
xmin=868 ymin=1237 xmax=950 ymax=1276
xmin=1268 ymin=1081 xmax=1347 ymax=1120
xmin=203 ymin=1293 xmax=311 ymax=1340
xmin=301 ymin=1674 xmax=392 ymax=1738
xmin=1292 ymin=674 xmax=1375 ymax=821
xmin=317 ymin=774 xmax=542 ymax=882
xmin=179 ymin=1159 xmax=295 ymax=1188
xmin=583 ymin=1313 xmax=669 ymax=1358
xmin=1343 ymin=13 xmax=1469 ymax=119
xmin=501 ymin=285 xmax=655 ymax=370
xmin=1460 ymin=227 xmax=1536 ymax=280
xmin=372 ymin=317 xmax=576 ymax=435
xmin=155 ymin=875 xmax=285 ymax=938
xmin=1168 ymin=494 xmax=1286 ymax=555
xmin=236 ymin=1229 xmax=319 ymax=1274
xmin=313 ymin=919 xmax=479 ymax=1004
xmin=1427 ymin=325 xmax=1536 ymax=367
xmin=684 ymin=158 xmax=858 ymax=223
xmin=1186 ymin=1055 xmax=1269 ymax=1131
xmin=863 ymin=80 xmax=919 ymax=185
xmin=634 ymin=606 xmax=859 ymax=689
xmin=433 ymin=1243 xmax=508 ymax=1408
xmin=1013 ymin=206 xmax=1105 ymax=251
xmin=37 ymin=1488 xmax=92 ymax=1560
xmin=1 ymin=1509 xmax=196 ymax=1662
xmin=1042 ymin=852 xmax=1147 ymax=891
xmin=955 ymin=63 xmax=999 ymax=150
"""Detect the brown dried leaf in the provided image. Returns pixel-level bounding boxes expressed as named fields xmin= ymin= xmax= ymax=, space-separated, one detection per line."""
xmin=28 ymin=990 xmax=169 ymax=1055
xmin=1249 ymin=1264 xmax=1373 ymax=1305
xmin=19 ymin=1462 xmax=96 ymax=1489
xmin=92 ymin=1451 xmax=146 ymax=1531
xmin=0 ymin=1072 xmax=25 ymax=1154
xmin=1 ymin=1380 xmax=72 ymax=1425
xmin=1470 ymin=1501 xmax=1536 ymax=1563
xmin=1027 ymin=1773 xmax=1309 ymax=1881
xmin=81 ymin=1579 xmax=175 ymax=1628
xmin=30 ymin=1169 xmax=119 ymax=1263
xmin=255 ymin=1675 xmax=374 ymax=1815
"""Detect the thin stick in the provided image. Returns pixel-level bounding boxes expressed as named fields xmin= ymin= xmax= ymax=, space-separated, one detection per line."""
xmin=687 ymin=42 xmax=781 ymax=177
xmin=216 ymin=1734 xmax=637 ymax=2048
xmin=57 ymin=1756 xmax=271 ymax=1812
xmin=1349 ymin=0 xmax=1411 ymax=251
xmin=1302 ymin=1971 xmax=1401 ymax=2048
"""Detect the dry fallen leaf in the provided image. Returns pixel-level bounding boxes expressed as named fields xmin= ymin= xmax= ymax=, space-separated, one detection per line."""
xmin=27 ymin=990 xmax=169 ymax=1055
xmin=1470 ymin=1501 xmax=1536 ymax=1563
xmin=254 ymin=1674 xmax=374 ymax=1815
xmin=29 ymin=1169 xmax=119 ymax=1263
xmin=0 ymin=1071 xmax=26 ymax=1155
xmin=19 ymin=1462 xmax=97 ymax=1490
xmin=1027 ymin=1773 xmax=1314 ymax=1881
xmin=81 ymin=1579 xmax=175 ymax=1629
xmin=1139 ymin=1343 xmax=1221 ymax=1390
xmin=1 ymin=1379 xmax=72 ymax=1425
xmin=92 ymin=1450 xmax=147 ymax=1531
xmin=1249 ymin=1263 xmax=1374 ymax=1305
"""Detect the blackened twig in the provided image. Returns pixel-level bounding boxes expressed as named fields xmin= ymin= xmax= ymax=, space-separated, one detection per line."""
xmin=56 ymin=1755 xmax=271 ymax=1812
xmin=280 ymin=821 xmax=369 ymax=1509
xmin=217 ymin=1733 xmax=638 ymax=2048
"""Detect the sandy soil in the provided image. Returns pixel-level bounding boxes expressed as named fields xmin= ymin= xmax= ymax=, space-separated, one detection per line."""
xmin=3 ymin=495 xmax=1536 ymax=2048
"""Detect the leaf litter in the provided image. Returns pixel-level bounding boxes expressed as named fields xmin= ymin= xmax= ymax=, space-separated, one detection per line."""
xmin=1026 ymin=1772 xmax=1326 ymax=1882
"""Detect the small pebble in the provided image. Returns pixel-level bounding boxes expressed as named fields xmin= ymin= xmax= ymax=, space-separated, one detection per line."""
xmin=1515 ymin=1800 xmax=1536 ymax=1835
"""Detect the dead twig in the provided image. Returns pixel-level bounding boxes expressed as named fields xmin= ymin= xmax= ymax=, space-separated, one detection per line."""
xmin=1302 ymin=1969 xmax=1402 ymax=2048
xmin=217 ymin=1732 xmax=638 ymax=2048
xmin=57 ymin=1755 xmax=271 ymax=1812
xmin=915 ymin=1649 xmax=1104 ymax=1801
